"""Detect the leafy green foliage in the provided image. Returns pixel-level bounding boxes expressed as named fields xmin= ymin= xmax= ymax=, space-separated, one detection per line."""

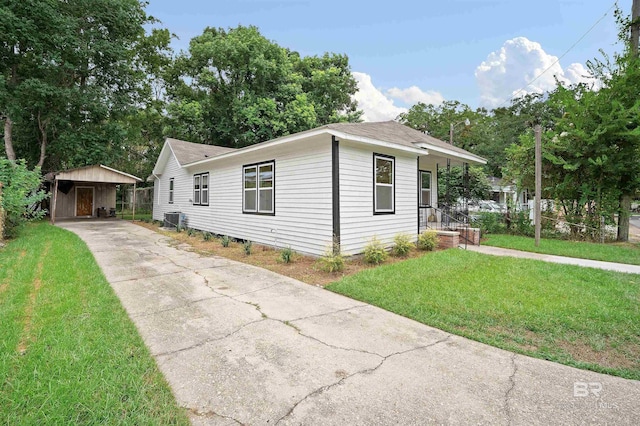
xmin=202 ymin=231 xmax=213 ymax=241
xmin=242 ymin=240 xmax=253 ymax=255
xmin=221 ymin=235 xmax=230 ymax=247
xmin=317 ymin=248 xmax=345 ymax=273
xmin=0 ymin=159 xmax=48 ymax=238
xmin=392 ymin=233 xmax=414 ymax=257
xmin=363 ymin=237 xmax=388 ymax=265
xmin=164 ymin=25 xmax=361 ymax=148
xmin=473 ymin=212 xmax=506 ymax=235
xmin=279 ymin=247 xmax=295 ymax=264
xmin=417 ymin=230 xmax=438 ymax=251
xmin=186 ymin=227 xmax=197 ymax=237
xmin=437 ymin=165 xmax=492 ymax=204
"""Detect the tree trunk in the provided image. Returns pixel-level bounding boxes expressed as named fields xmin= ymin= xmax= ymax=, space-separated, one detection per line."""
xmin=617 ymin=194 xmax=631 ymax=242
xmin=36 ymin=113 xmax=48 ymax=168
xmin=3 ymin=116 xmax=16 ymax=161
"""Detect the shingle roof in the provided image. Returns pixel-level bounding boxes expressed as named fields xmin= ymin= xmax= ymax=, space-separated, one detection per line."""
xmin=324 ymin=121 xmax=483 ymax=161
xmin=167 ymin=138 xmax=236 ymax=165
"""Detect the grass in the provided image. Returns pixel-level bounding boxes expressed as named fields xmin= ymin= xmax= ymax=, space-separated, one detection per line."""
xmin=328 ymin=250 xmax=640 ymax=380
xmin=483 ymin=234 xmax=640 ymax=265
xmin=118 ymin=211 xmax=152 ymax=221
xmin=0 ymin=222 xmax=189 ymax=425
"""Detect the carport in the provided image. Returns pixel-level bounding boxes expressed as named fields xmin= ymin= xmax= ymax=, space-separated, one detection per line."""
xmin=47 ymin=165 xmax=142 ymax=224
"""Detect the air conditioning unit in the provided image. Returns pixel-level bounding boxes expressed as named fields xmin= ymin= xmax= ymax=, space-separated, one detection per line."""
xmin=164 ymin=212 xmax=180 ymax=229
xmin=164 ymin=212 xmax=187 ymax=229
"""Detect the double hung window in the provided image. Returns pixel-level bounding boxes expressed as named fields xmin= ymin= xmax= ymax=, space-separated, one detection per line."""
xmin=243 ymin=161 xmax=274 ymax=214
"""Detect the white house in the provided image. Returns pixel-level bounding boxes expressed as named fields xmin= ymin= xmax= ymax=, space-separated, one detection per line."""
xmin=150 ymin=121 xmax=486 ymax=256
xmin=488 ymin=176 xmax=529 ymax=210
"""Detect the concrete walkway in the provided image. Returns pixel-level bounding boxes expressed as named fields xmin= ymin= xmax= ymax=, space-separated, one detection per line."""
xmin=466 ymin=245 xmax=640 ymax=274
xmin=58 ymin=220 xmax=640 ymax=425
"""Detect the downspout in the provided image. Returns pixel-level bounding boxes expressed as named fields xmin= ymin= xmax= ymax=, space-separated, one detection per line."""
xmin=332 ymin=136 xmax=340 ymax=254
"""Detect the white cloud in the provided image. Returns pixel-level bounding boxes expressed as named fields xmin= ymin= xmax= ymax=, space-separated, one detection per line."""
xmin=352 ymin=72 xmax=406 ymax=122
xmin=385 ymin=86 xmax=445 ymax=106
xmin=475 ymin=37 xmax=600 ymax=108
xmin=352 ymin=72 xmax=445 ymax=122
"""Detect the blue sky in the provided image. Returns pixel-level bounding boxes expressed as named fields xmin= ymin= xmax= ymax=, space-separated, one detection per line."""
xmin=146 ymin=0 xmax=623 ymax=120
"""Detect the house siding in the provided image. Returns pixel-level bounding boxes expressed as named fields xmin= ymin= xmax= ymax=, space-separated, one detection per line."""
xmin=153 ymin=138 xmax=334 ymax=256
xmin=339 ymin=141 xmax=418 ymax=255
xmin=54 ymin=183 xmax=116 ymax=218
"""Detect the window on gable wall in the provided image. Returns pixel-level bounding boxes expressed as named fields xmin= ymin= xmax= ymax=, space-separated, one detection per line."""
xmin=243 ymin=161 xmax=274 ymax=214
xmin=374 ymin=154 xmax=394 ymax=214
xmin=193 ymin=173 xmax=209 ymax=206
xmin=169 ymin=178 xmax=174 ymax=204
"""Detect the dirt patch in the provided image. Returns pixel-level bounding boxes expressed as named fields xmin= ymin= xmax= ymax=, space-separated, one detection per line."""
xmin=16 ymin=241 xmax=51 ymax=355
xmin=557 ymin=339 xmax=638 ymax=371
xmin=134 ymin=221 xmax=439 ymax=287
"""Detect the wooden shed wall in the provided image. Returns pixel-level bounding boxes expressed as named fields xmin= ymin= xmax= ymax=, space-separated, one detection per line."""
xmin=54 ymin=182 xmax=117 ymax=218
xmin=55 ymin=165 xmax=138 ymax=184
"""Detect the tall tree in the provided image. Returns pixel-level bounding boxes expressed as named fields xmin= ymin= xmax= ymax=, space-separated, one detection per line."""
xmin=0 ymin=0 xmax=161 ymax=171
xmin=165 ymin=25 xmax=361 ymax=148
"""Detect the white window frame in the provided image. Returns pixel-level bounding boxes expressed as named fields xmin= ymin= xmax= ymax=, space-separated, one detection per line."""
xmin=168 ymin=178 xmax=174 ymax=204
xmin=374 ymin=154 xmax=395 ymax=214
xmin=193 ymin=173 xmax=209 ymax=206
xmin=243 ymin=161 xmax=275 ymax=215
xmin=420 ymin=170 xmax=432 ymax=206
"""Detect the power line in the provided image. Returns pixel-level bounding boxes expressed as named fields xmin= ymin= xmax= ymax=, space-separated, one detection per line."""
xmin=494 ymin=1 xmax=618 ymax=109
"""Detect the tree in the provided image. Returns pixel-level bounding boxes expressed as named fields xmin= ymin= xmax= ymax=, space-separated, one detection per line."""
xmin=1 ymin=0 xmax=162 ymax=172
xmin=437 ymin=166 xmax=492 ymax=205
xmin=165 ymin=25 xmax=361 ymax=148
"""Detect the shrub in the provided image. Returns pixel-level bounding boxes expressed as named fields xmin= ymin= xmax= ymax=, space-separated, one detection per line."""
xmin=510 ymin=211 xmax=534 ymax=236
xmin=202 ymin=231 xmax=213 ymax=241
xmin=279 ymin=247 xmax=295 ymax=264
xmin=473 ymin=212 xmax=505 ymax=235
xmin=392 ymin=233 xmax=414 ymax=257
xmin=0 ymin=159 xmax=48 ymax=239
xmin=242 ymin=240 xmax=252 ymax=255
xmin=221 ymin=235 xmax=230 ymax=247
xmin=186 ymin=227 xmax=197 ymax=237
xmin=417 ymin=230 xmax=438 ymax=251
xmin=317 ymin=248 xmax=345 ymax=273
xmin=363 ymin=236 xmax=388 ymax=264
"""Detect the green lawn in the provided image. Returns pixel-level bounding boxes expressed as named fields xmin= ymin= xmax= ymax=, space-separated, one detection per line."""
xmin=483 ymin=234 xmax=640 ymax=265
xmin=328 ymin=250 xmax=640 ymax=380
xmin=0 ymin=222 xmax=188 ymax=424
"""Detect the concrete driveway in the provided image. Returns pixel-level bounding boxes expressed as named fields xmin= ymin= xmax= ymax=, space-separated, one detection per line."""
xmin=58 ymin=220 xmax=640 ymax=425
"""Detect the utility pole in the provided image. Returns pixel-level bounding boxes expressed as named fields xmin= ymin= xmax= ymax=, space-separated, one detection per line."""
xmin=534 ymin=125 xmax=542 ymax=247
xmin=632 ymin=0 xmax=640 ymax=54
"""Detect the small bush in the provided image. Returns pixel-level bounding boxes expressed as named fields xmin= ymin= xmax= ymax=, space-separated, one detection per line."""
xmin=363 ymin=236 xmax=388 ymax=264
xmin=221 ymin=235 xmax=230 ymax=247
xmin=474 ymin=212 xmax=505 ymax=235
xmin=279 ymin=247 xmax=295 ymax=264
xmin=317 ymin=249 xmax=345 ymax=273
xmin=186 ymin=227 xmax=197 ymax=237
xmin=392 ymin=233 xmax=414 ymax=257
xmin=242 ymin=240 xmax=252 ymax=255
xmin=417 ymin=230 xmax=438 ymax=251
xmin=175 ymin=224 xmax=183 ymax=233
xmin=202 ymin=231 xmax=213 ymax=241
xmin=0 ymin=159 xmax=49 ymax=239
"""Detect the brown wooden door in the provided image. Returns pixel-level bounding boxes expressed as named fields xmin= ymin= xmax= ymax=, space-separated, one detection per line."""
xmin=76 ymin=188 xmax=93 ymax=216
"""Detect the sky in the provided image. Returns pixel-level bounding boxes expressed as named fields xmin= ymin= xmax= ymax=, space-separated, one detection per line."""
xmin=145 ymin=0 xmax=624 ymax=121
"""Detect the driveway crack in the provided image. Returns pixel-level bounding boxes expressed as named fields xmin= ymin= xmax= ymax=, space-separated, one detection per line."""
xmin=504 ymin=352 xmax=518 ymax=425
xmin=188 ymin=407 xmax=245 ymax=425
xmin=275 ymin=335 xmax=451 ymax=425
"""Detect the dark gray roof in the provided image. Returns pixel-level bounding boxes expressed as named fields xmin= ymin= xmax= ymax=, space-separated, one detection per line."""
xmin=167 ymin=138 xmax=236 ymax=165
xmin=324 ymin=121 xmax=484 ymax=161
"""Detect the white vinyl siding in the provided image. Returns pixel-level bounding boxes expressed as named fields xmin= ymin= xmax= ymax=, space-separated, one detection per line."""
xmin=339 ymin=141 xmax=418 ymax=255
xmin=153 ymin=137 xmax=333 ymax=256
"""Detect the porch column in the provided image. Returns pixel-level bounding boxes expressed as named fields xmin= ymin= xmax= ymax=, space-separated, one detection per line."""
xmin=51 ymin=178 xmax=58 ymax=224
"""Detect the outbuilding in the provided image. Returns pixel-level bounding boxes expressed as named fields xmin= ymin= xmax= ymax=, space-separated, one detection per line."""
xmin=47 ymin=165 xmax=142 ymax=223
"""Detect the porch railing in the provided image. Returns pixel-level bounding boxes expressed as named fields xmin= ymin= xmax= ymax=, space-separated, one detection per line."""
xmin=419 ymin=206 xmax=477 ymax=248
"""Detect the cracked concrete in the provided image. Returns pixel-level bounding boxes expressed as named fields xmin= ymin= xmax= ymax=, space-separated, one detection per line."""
xmin=59 ymin=220 xmax=640 ymax=425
